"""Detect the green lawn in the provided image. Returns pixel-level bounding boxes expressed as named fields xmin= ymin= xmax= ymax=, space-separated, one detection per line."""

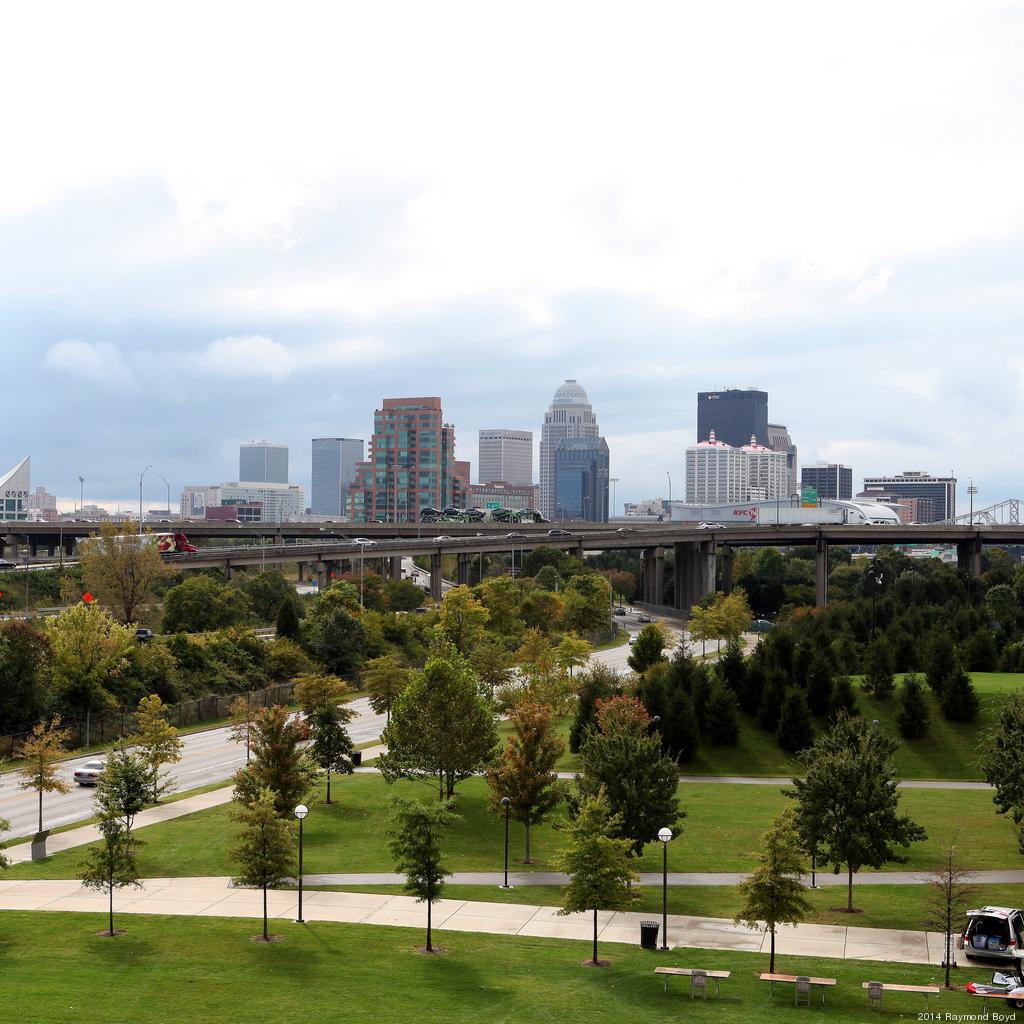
xmin=6 ymin=773 xmax=1018 ymax=880
xmin=0 ymin=911 xmax=1000 ymax=1024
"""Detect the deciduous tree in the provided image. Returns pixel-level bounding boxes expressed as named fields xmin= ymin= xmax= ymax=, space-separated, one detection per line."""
xmin=924 ymin=841 xmax=977 ymax=988
xmin=627 ymin=624 xmax=667 ymax=674
xmin=79 ymin=813 xmax=141 ymax=936
xmin=554 ymin=635 xmax=592 ymax=680
xmin=386 ymin=795 xmax=461 ymax=953
xmin=551 ymin=790 xmax=638 ymax=966
xmin=379 ymin=641 xmax=498 ymax=799
xmin=486 ymin=701 xmax=565 ymax=862
xmin=79 ymin=522 xmax=169 ymax=625
xmin=470 ymin=636 xmax=514 ymax=696
xmin=129 ymin=693 xmax=183 ymax=802
xmin=310 ymin=703 xmax=355 ymax=803
xmin=734 ymin=811 xmax=811 ymax=973
xmin=0 ymin=621 xmax=51 ymax=735
xmin=228 ymin=695 xmax=257 ymax=762
xmin=94 ymin=746 xmax=150 ymax=844
xmin=230 ymin=787 xmax=296 ymax=942
xmin=161 ymin=574 xmax=253 ymax=634
xmin=16 ymin=717 xmax=73 ymax=833
xmin=233 ymin=705 xmax=318 ymax=817
xmin=786 ymin=713 xmax=926 ymax=911
xmin=293 ymin=672 xmax=351 ymax=719
xmin=437 ymin=585 xmax=489 ymax=654
xmin=362 ymin=654 xmax=412 ymax=725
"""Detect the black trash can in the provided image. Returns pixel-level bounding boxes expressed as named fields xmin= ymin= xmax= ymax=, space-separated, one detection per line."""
xmin=351 ymin=750 xmax=363 ymax=767
xmin=640 ymin=920 xmax=659 ymax=950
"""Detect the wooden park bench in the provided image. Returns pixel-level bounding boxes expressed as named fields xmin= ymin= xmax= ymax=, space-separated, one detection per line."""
xmin=863 ymin=981 xmax=941 ymax=1010
xmin=654 ymin=966 xmax=730 ymax=999
xmin=760 ymin=972 xmax=837 ymax=1006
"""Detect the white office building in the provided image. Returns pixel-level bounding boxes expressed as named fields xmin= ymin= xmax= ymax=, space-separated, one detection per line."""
xmin=741 ymin=436 xmax=788 ymax=501
xmin=539 ymin=381 xmax=599 ymax=520
xmin=220 ymin=482 xmax=305 ymax=523
xmin=478 ymin=429 xmax=533 ymax=486
xmin=685 ymin=432 xmax=747 ymax=504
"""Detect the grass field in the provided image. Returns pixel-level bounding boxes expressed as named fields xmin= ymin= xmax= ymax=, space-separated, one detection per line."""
xmin=0 ymin=911 xmax=1001 ymax=1024
xmin=5 ymin=772 xmax=1018 ymax=881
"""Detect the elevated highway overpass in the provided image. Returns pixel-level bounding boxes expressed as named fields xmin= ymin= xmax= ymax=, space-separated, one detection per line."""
xmin=2 ymin=521 xmax=1012 ymax=611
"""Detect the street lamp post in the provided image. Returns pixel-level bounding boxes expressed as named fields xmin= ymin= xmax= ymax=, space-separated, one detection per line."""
xmin=658 ymin=826 xmax=673 ymax=949
xmin=666 ymin=472 xmax=672 ymax=511
xmin=158 ymin=475 xmax=171 ymax=520
xmin=139 ymin=465 xmax=152 ymax=535
xmin=78 ymin=475 xmax=84 ymax=513
xmin=294 ymin=803 xmax=309 ymax=922
xmin=500 ymin=796 xmax=512 ymax=889
xmin=968 ymin=481 xmax=978 ymax=524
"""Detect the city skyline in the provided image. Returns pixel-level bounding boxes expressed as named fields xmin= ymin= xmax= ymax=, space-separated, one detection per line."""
xmin=4 ymin=6 xmax=1024 ymax=510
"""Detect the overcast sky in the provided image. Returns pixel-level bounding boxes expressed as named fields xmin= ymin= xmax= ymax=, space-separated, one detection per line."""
xmin=4 ymin=2 xmax=1023 ymax=513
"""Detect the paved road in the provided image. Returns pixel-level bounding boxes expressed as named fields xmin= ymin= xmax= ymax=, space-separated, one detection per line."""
xmin=0 ymin=697 xmax=386 ymax=841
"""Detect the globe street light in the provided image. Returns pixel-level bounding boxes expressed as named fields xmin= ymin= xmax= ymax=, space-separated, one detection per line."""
xmin=658 ymin=826 xmax=673 ymax=949
xmin=500 ymin=796 xmax=512 ymax=889
xmin=294 ymin=803 xmax=309 ymax=922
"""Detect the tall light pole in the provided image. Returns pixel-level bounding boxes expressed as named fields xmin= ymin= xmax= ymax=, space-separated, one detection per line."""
xmin=139 ymin=465 xmax=152 ymax=535
xmin=968 ymin=480 xmax=978 ymax=524
xmin=658 ymin=826 xmax=673 ymax=949
xmin=158 ymin=475 xmax=171 ymax=519
xmin=500 ymin=796 xmax=512 ymax=889
xmin=666 ymin=472 xmax=672 ymax=507
xmin=294 ymin=803 xmax=308 ymax=922
xmin=78 ymin=475 xmax=84 ymax=513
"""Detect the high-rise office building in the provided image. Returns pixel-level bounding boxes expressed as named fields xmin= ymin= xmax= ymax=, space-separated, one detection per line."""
xmin=478 ymin=429 xmax=533 ymax=486
xmin=219 ymin=482 xmax=304 ymax=523
xmin=697 ymin=389 xmax=768 ymax=449
xmin=766 ymin=422 xmax=798 ymax=497
xmin=239 ymin=441 xmax=288 ymax=484
xmin=553 ymin=437 xmax=609 ymax=522
xmin=860 ymin=471 xmax=956 ymax=522
xmin=310 ymin=438 xmax=364 ymax=518
xmin=349 ymin=397 xmax=459 ymax=523
xmin=742 ymin=436 xmax=788 ymax=500
xmin=539 ymin=380 xmax=600 ymax=519
xmin=802 ymin=463 xmax=853 ymax=501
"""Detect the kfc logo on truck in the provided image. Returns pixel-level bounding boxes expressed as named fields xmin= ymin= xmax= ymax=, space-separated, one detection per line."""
xmin=732 ymin=507 xmax=758 ymax=522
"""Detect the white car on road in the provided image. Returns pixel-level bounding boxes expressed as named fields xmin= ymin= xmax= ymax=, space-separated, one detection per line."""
xmin=72 ymin=760 xmax=106 ymax=786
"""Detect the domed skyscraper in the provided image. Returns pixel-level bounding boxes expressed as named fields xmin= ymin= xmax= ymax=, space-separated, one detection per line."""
xmin=539 ymin=380 xmax=601 ymax=520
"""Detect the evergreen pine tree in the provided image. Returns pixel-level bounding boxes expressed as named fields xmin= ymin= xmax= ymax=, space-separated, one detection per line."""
xmin=702 ymin=682 xmax=740 ymax=746
xmin=741 ymin=660 xmax=767 ymax=714
xmin=805 ymin=653 xmax=833 ymax=716
xmin=776 ymin=688 xmax=815 ymax=753
xmin=863 ymin=640 xmax=894 ymax=699
xmin=895 ymin=671 xmax=930 ymax=739
xmin=276 ymin=598 xmax=301 ymax=641
xmin=757 ymin=673 xmax=787 ymax=732
xmin=716 ymin=639 xmax=747 ymax=695
xmin=941 ymin=663 xmax=980 ymax=723
xmin=924 ymin=631 xmax=956 ymax=698
xmin=828 ymin=675 xmax=859 ymax=722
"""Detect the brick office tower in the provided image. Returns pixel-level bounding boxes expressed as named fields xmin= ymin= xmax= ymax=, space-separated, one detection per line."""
xmin=349 ymin=398 xmax=459 ymax=523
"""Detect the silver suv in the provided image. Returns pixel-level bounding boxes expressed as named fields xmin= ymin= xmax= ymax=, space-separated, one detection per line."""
xmin=960 ymin=907 xmax=1024 ymax=961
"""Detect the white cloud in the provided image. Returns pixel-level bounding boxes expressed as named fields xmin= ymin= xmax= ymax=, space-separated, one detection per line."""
xmin=44 ymin=340 xmax=135 ymax=389
xmin=195 ymin=335 xmax=387 ymax=378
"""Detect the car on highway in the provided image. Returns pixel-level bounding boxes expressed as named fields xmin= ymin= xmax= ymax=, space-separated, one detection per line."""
xmin=352 ymin=537 xmax=378 ymax=547
xmin=613 ymin=607 xmax=627 ymax=616
xmin=616 ymin=526 xmax=639 ymax=534
xmin=73 ymin=759 xmax=106 ymax=786
xmin=637 ymin=614 xmax=653 ymax=623
xmin=547 ymin=528 xmax=574 ymax=537
xmin=960 ymin=907 xmax=1024 ymax=962
xmin=0 ymin=559 xmax=16 ymax=570
xmin=697 ymin=522 xmax=724 ymax=529
xmin=750 ymin=618 xmax=775 ymax=633
xmin=432 ymin=536 xmax=455 ymax=543
xmin=628 ymin=633 xmax=637 ymax=644
xmin=506 ymin=531 xmax=528 ymax=540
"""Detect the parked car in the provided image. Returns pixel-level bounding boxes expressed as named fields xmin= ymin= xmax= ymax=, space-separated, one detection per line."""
xmin=547 ymin=528 xmax=574 ymax=538
xmin=960 ymin=907 xmax=1024 ymax=961
xmin=637 ymin=614 xmax=653 ymax=623
xmin=73 ymin=759 xmax=106 ymax=787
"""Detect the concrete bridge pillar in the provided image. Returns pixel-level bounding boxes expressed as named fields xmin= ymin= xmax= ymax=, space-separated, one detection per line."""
xmin=297 ymin=561 xmax=306 ymax=582
xmin=390 ymin=555 xmax=402 ymax=581
xmin=457 ymin=553 xmax=471 ymax=586
xmin=815 ymin=536 xmax=829 ymax=608
xmin=315 ymin=562 xmax=329 ymax=592
xmin=642 ymin=547 xmax=664 ymax=605
xmin=430 ymin=554 xmax=443 ymax=602
xmin=957 ymin=537 xmax=982 ymax=577
xmin=720 ymin=545 xmax=734 ymax=595
xmin=223 ymin=563 xmax=234 ymax=581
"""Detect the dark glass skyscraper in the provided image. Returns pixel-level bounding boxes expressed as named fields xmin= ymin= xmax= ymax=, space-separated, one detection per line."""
xmin=311 ymin=438 xmax=364 ymax=517
xmin=697 ymin=389 xmax=768 ymax=448
xmin=553 ymin=437 xmax=609 ymax=522
xmin=801 ymin=463 xmax=853 ymax=501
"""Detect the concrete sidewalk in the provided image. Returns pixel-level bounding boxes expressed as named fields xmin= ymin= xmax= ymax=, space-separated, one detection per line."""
xmin=0 ymin=875 xmax=958 ymax=966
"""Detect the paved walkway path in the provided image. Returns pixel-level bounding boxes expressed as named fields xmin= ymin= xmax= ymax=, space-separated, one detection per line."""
xmin=307 ymin=868 xmax=1024 ymax=887
xmin=0 ymin=874 xmax=960 ymax=966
